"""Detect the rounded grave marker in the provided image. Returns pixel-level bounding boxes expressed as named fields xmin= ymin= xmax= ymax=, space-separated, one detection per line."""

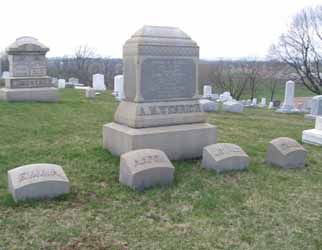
xmin=8 ymin=163 xmax=70 ymax=202
xmin=119 ymin=149 xmax=175 ymax=191
xmin=202 ymin=143 xmax=250 ymax=173
xmin=266 ymin=137 xmax=307 ymax=169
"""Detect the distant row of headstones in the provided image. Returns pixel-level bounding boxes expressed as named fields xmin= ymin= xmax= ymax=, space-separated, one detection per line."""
xmin=7 ymin=136 xmax=307 ymax=202
xmin=202 ymin=80 xmax=312 ymax=113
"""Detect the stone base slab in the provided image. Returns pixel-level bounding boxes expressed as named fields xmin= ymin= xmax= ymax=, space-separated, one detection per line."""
xmin=0 ymin=88 xmax=59 ymax=102
xmin=302 ymin=129 xmax=322 ymax=146
xmin=103 ymin=122 xmax=217 ymax=160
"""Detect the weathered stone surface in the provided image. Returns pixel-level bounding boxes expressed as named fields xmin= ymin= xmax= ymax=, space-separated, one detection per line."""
xmin=119 ymin=149 xmax=174 ymax=191
xmin=199 ymin=99 xmax=218 ymax=112
xmin=1 ymin=37 xmax=58 ymax=102
xmin=8 ymin=163 xmax=70 ymax=202
xmin=202 ymin=143 xmax=250 ymax=173
xmin=266 ymin=137 xmax=307 ymax=169
xmin=103 ymin=122 xmax=216 ymax=160
xmin=114 ymin=100 xmax=206 ymax=128
xmin=85 ymin=88 xmax=96 ymax=98
xmin=222 ymin=101 xmax=244 ymax=113
xmin=302 ymin=116 xmax=322 ymax=146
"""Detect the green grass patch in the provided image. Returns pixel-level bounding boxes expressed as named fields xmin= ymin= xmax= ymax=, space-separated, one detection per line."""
xmin=0 ymin=89 xmax=321 ymax=250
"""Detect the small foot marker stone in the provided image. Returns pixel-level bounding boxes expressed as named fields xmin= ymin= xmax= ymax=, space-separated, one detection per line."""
xmin=8 ymin=163 xmax=70 ymax=202
xmin=202 ymin=143 xmax=250 ymax=173
xmin=266 ymin=137 xmax=307 ymax=169
xmin=119 ymin=149 xmax=174 ymax=191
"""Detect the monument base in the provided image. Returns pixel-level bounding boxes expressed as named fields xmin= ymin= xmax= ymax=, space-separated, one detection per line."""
xmin=103 ymin=122 xmax=217 ymax=160
xmin=304 ymin=114 xmax=317 ymax=121
xmin=302 ymin=129 xmax=322 ymax=146
xmin=0 ymin=88 xmax=59 ymax=102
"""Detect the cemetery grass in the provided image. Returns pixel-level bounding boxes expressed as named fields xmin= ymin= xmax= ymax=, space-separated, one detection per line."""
xmin=0 ymin=90 xmax=322 ymax=250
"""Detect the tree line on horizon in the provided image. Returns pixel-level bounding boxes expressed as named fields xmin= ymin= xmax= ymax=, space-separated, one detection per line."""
xmin=0 ymin=5 xmax=321 ymax=99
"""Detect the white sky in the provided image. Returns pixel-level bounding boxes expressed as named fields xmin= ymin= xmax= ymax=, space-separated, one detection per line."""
xmin=0 ymin=0 xmax=321 ymax=59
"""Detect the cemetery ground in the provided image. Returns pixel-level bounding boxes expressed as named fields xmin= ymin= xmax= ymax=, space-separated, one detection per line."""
xmin=0 ymin=89 xmax=321 ymax=250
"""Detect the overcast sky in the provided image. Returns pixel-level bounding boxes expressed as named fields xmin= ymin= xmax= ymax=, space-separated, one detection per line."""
xmin=0 ymin=0 xmax=321 ymax=59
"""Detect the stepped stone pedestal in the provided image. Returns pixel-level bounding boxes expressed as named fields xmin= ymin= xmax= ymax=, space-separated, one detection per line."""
xmin=103 ymin=26 xmax=217 ymax=160
xmin=302 ymin=116 xmax=322 ymax=146
xmin=0 ymin=37 xmax=58 ymax=102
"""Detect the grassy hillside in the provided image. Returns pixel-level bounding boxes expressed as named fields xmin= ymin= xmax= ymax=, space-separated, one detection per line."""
xmin=0 ymin=90 xmax=321 ymax=250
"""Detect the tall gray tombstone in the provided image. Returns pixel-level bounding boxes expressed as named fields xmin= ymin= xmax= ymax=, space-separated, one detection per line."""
xmin=0 ymin=37 xmax=58 ymax=102
xmin=304 ymin=95 xmax=322 ymax=121
xmin=103 ymin=26 xmax=217 ymax=160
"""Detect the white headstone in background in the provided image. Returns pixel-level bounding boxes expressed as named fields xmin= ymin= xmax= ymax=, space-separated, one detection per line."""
xmin=68 ymin=77 xmax=79 ymax=84
xmin=2 ymin=71 xmax=9 ymax=79
xmin=252 ymin=98 xmax=257 ymax=106
xmin=203 ymin=85 xmax=212 ymax=98
xmin=114 ymin=75 xmax=124 ymax=100
xmin=305 ymin=95 xmax=322 ymax=120
xmin=268 ymin=101 xmax=274 ymax=109
xmin=245 ymin=99 xmax=252 ymax=107
xmin=220 ymin=91 xmax=232 ymax=102
xmin=277 ymin=80 xmax=299 ymax=113
xmin=58 ymin=79 xmax=66 ymax=89
xmin=302 ymin=116 xmax=322 ymax=146
xmin=260 ymin=97 xmax=266 ymax=107
xmin=93 ymin=74 xmax=105 ymax=91
xmin=316 ymin=116 xmax=322 ymax=130
xmin=222 ymin=100 xmax=244 ymax=113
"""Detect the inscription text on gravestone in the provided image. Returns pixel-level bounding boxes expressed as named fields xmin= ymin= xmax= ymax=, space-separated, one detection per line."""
xmin=141 ymin=58 xmax=195 ymax=101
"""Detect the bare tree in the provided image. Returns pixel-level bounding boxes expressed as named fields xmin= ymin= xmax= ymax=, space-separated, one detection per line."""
xmin=270 ymin=5 xmax=322 ymax=94
xmin=262 ymin=61 xmax=289 ymax=101
xmin=208 ymin=61 xmax=252 ymax=100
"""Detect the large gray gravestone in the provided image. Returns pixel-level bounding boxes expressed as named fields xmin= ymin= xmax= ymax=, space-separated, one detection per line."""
xmin=202 ymin=143 xmax=250 ymax=173
xmin=266 ymin=137 xmax=307 ymax=169
xmin=103 ymin=26 xmax=217 ymax=160
xmin=8 ymin=163 xmax=70 ymax=202
xmin=119 ymin=149 xmax=174 ymax=191
xmin=304 ymin=95 xmax=322 ymax=121
xmin=0 ymin=37 xmax=58 ymax=102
